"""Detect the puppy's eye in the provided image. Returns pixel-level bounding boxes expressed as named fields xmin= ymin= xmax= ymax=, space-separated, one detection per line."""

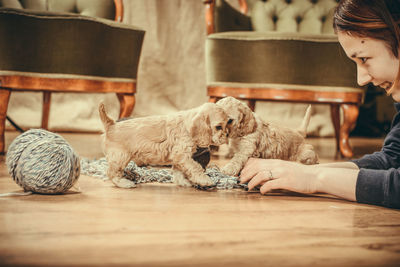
xmin=227 ymin=119 xmax=233 ymax=125
xmin=216 ymin=125 xmax=223 ymax=131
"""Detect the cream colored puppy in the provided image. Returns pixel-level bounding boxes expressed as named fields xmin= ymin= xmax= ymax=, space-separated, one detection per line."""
xmin=216 ymin=97 xmax=318 ymax=176
xmin=99 ymin=102 xmax=230 ymax=188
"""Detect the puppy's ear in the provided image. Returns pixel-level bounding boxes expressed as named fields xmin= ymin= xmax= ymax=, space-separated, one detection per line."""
xmin=191 ymin=112 xmax=212 ymax=147
xmin=238 ymin=105 xmax=257 ymax=136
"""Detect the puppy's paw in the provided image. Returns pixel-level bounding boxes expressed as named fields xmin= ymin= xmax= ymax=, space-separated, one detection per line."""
xmin=298 ymin=150 xmax=319 ymax=165
xmin=297 ymin=144 xmax=319 ymax=165
xmin=173 ymin=170 xmax=192 ymax=187
xmin=175 ymin=178 xmax=192 ymax=187
xmin=195 ymin=174 xmax=215 ymax=187
xmin=221 ymin=165 xmax=240 ymax=177
xmin=301 ymin=157 xmax=318 ymax=165
xmin=112 ymin=177 xmax=137 ymax=188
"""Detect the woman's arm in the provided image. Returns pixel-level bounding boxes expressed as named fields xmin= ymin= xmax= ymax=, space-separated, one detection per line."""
xmin=240 ymin=158 xmax=358 ymax=201
xmin=315 ymin=166 xmax=358 ymax=201
xmin=317 ymin=161 xmax=359 ymax=169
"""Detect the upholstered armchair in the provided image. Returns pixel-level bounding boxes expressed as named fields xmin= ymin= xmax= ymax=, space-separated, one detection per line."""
xmin=0 ymin=0 xmax=145 ymax=153
xmin=204 ymin=0 xmax=364 ymax=158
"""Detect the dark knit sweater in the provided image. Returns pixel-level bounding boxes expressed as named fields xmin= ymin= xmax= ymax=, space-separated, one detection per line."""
xmin=352 ymin=103 xmax=400 ymax=209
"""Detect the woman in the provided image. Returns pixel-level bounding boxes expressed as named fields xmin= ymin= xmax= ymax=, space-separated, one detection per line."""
xmin=240 ymin=0 xmax=400 ymax=209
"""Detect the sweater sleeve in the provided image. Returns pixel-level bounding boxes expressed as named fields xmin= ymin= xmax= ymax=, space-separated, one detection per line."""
xmin=353 ymin=103 xmax=400 ymax=209
xmin=356 ymin=168 xmax=400 ymax=209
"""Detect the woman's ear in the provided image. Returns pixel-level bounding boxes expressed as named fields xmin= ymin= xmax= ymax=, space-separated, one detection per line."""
xmin=191 ymin=112 xmax=212 ymax=147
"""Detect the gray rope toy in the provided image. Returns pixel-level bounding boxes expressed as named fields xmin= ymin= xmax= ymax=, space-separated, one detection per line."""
xmin=80 ymin=157 xmax=248 ymax=190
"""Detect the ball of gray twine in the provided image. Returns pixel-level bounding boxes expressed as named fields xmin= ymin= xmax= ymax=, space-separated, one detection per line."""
xmin=6 ymin=129 xmax=80 ymax=194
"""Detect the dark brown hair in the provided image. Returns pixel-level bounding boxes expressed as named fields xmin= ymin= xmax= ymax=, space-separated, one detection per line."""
xmin=333 ymin=0 xmax=400 ymax=93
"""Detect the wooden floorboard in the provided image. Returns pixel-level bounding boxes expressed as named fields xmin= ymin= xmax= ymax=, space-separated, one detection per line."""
xmin=0 ymin=131 xmax=399 ymax=267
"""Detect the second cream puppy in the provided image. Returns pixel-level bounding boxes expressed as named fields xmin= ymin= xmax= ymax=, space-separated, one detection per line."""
xmin=217 ymin=97 xmax=319 ymax=176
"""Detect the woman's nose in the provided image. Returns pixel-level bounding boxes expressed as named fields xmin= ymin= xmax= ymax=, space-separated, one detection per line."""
xmin=357 ymin=66 xmax=372 ymax=86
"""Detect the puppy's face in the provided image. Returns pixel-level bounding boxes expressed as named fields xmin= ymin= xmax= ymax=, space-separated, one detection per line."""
xmin=209 ymin=105 xmax=230 ymax=146
xmin=216 ymin=97 xmax=257 ymax=138
xmin=191 ymin=103 xmax=229 ymax=147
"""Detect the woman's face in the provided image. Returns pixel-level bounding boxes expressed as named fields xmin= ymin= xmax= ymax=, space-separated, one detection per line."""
xmin=338 ymin=31 xmax=400 ymax=101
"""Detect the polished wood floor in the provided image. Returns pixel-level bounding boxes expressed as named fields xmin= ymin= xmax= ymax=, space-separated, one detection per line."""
xmin=1 ymin=131 xmax=399 ymax=267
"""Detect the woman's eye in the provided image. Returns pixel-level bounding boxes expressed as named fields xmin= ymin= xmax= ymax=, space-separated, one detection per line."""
xmin=360 ymin=57 xmax=368 ymax=64
xmin=216 ymin=125 xmax=223 ymax=130
xmin=227 ymin=119 xmax=233 ymax=124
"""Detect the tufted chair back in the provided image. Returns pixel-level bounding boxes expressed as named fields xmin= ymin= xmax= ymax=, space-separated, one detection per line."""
xmin=213 ymin=0 xmax=339 ymax=34
xmin=248 ymin=0 xmax=339 ymax=34
xmin=0 ymin=0 xmax=121 ymax=21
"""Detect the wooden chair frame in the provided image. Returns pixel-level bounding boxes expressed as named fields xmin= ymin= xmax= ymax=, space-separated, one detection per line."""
xmin=203 ymin=0 xmax=364 ymax=158
xmin=0 ymin=0 xmax=137 ymax=154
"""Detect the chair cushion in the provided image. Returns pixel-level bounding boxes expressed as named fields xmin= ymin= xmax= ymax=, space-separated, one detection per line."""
xmin=206 ymin=31 xmax=358 ymax=88
xmin=0 ymin=7 xmax=145 ymax=80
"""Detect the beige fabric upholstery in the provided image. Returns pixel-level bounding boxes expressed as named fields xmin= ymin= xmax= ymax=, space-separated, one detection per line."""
xmin=248 ymin=0 xmax=338 ymax=34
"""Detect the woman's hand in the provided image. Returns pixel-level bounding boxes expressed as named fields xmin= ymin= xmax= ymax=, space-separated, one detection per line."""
xmin=239 ymin=158 xmax=320 ymax=194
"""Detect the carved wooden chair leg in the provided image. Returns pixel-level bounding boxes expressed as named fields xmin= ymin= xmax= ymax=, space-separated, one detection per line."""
xmin=340 ymin=103 xmax=359 ymax=158
xmin=117 ymin=93 xmax=136 ymax=119
xmin=41 ymin=91 xmax=51 ymax=130
xmin=0 ymin=89 xmax=11 ymax=154
xmin=330 ymin=103 xmax=341 ymax=157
